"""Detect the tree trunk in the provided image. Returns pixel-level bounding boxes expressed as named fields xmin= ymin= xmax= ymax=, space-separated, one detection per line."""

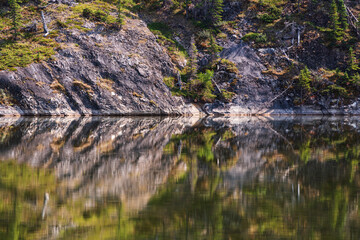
xmin=41 ymin=10 xmax=49 ymax=36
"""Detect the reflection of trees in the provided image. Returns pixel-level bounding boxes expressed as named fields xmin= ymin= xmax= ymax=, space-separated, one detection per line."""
xmin=133 ymin=118 xmax=360 ymax=239
xmin=0 ymin=117 xmax=359 ymax=239
xmin=0 ymin=161 xmax=56 ymax=239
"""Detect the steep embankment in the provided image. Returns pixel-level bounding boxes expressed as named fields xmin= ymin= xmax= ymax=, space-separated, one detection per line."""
xmin=0 ymin=16 xmax=201 ymax=115
xmin=139 ymin=0 xmax=360 ymax=115
xmin=1 ymin=0 xmax=360 ymax=116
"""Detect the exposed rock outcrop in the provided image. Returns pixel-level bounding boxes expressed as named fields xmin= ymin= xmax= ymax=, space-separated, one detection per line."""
xmin=0 ymin=18 xmax=202 ymax=116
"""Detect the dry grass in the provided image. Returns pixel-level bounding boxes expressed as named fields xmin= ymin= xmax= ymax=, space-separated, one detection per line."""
xmin=96 ymin=78 xmax=114 ymax=92
xmin=50 ymin=80 xmax=66 ymax=94
xmin=149 ymin=100 xmax=158 ymax=107
xmin=73 ymin=79 xmax=94 ymax=95
xmin=0 ymin=89 xmax=16 ymax=106
xmin=132 ymin=91 xmax=143 ymax=98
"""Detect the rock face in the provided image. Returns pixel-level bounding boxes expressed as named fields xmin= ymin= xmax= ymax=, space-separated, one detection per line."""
xmin=0 ymin=18 xmax=201 ymax=116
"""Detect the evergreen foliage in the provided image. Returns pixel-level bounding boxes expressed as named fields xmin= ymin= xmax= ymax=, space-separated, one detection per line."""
xmin=117 ymin=0 xmax=133 ymax=25
xmin=299 ymin=66 xmax=312 ymax=93
xmin=329 ymin=0 xmax=343 ymax=42
xmin=189 ymin=70 xmax=216 ymax=102
xmin=117 ymin=0 xmax=125 ymax=25
xmin=348 ymin=47 xmax=359 ymax=72
xmin=209 ymin=34 xmax=221 ymax=61
xmin=337 ymin=0 xmax=348 ymax=30
xmin=8 ymin=0 xmax=21 ymax=40
xmin=211 ymin=0 xmax=223 ymax=26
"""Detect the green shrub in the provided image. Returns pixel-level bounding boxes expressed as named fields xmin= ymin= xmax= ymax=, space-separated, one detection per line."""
xmin=299 ymin=67 xmax=312 ymax=93
xmin=163 ymin=76 xmax=176 ymax=88
xmin=348 ymin=47 xmax=359 ymax=72
xmin=221 ymin=90 xmax=235 ymax=102
xmin=94 ymin=10 xmax=108 ymax=22
xmin=197 ymin=29 xmax=212 ymax=40
xmin=188 ymin=70 xmax=216 ymax=102
xmin=350 ymin=73 xmax=360 ymax=86
xmin=219 ymin=59 xmax=238 ymax=74
xmin=81 ymin=7 xmax=110 ymax=23
xmin=323 ymin=84 xmax=348 ymax=97
xmin=82 ymin=8 xmax=93 ymax=18
xmin=258 ymin=6 xmax=281 ymax=23
xmin=242 ymin=32 xmax=267 ymax=43
xmin=147 ymin=22 xmax=173 ymax=39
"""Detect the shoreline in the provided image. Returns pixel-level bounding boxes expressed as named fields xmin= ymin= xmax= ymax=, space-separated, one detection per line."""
xmin=1 ymin=107 xmax=360 ymax=116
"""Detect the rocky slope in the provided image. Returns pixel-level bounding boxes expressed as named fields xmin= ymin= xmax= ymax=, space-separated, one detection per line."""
xmin=1 ymin=0 xmax=360 ymax=116
xmin=0 ymin=17 xmax=201 ymax=116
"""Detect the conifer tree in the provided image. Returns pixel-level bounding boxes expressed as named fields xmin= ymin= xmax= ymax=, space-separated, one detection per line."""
xmin=116 ymin=0 xmax=133 ymax=26
xmin=117 ymin=0 xmax=125 ymax=25
xmin=329 ymin=0 xmax=342 ymax=42
xmin=209 ymin=34 xmax=221 ymax=62
xmin=348 ymin=47 xmax=359 ymax=72
xmin=211 ymin=0 xmax=223 ymax=26
xmin=299 ymin=66 xmax=312 ymax=93
xmin=8 ymin=0 xmax=21 ymax=40
xmin=337 ymin=0 xmax=348 ymax=31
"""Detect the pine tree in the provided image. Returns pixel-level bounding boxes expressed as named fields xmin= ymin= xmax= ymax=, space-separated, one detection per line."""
xmin=209 ymin=34 xmax=221 ymax=62
xmin=329 ymin=0 xmax=342 ymax=42
xmin=299 ymin=66 xmax=312 ymax=93
xmin=116 ymin=0 xmax=133 ymax=26
xmin=348 ymin=47 xmax=359 ymax=72
xmin=337 ymin=0 xmax=348 ymax=31
xmin=117 ymin=0 xmax=125 ymax=26
xmin=211 ymin=0 xmax=223 ymax=26
xmin=8 ymin=0 xmax=21 ymax=40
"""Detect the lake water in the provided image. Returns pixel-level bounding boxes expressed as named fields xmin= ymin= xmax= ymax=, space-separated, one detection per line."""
xmin=0 ymin=116 xmax=359 ymax=239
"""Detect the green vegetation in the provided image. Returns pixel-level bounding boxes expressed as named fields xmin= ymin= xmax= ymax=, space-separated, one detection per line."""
xmin=0 ymin=0 xmax=359 ymax=107
xmin=337 ymin=0 xmax=348 ymax=31
xmin=0 ymin=161 xmax=56 ymax=239
xmin=348 ymin=47 xmax=359 ymax=72
xmin=258 ymin=5 xmax=281 ymax=23
xmin=0 ymin=119 xmax=360 ymax=239
xmin=116 ymin=0 xmax=133 ymax=25
xmin=0 ymin=0 xmax=124 ymax=70
xmin=147 ymin=22 xmax=187 ymax=68
xmin=0 ymin=38 xmax=58 ymax=71
xmin=188 ymin=69 xmax=216 ymax=102
xmin=8 ymin=0 xmax=21 ymax=39
xmin=211 ymin=0 xmax=223 ymax=26
xmin=242 ymin=32 xmax=267 ymax=43
xmin=299 ymin=66 xmax=312 ymax=94
xmin=329 ymin=0 xmax=343 ymax=42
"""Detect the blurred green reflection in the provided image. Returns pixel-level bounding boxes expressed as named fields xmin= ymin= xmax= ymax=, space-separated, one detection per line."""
xmin=0 ymin=117 xmax=358 ymax=239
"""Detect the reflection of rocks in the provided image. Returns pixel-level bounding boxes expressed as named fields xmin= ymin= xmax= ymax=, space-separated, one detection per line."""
xmin=1 ymin=116 xmax=360 ymax=212
xmin=0 ymin=117 xmax=199 ymax=212
xmin=205 ymin=116 xmax=360 ymax=189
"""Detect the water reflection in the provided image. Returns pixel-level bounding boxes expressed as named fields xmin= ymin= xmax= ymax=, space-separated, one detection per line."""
xmin=0 ymin=116 xmax=359 ymax=239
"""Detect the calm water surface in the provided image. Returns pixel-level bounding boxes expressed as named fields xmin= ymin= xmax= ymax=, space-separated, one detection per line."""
xmin=0 ymin=116 xmax=359 ymax=239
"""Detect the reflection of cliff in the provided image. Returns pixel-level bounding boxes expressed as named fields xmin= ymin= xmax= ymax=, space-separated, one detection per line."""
xmin=2 ymin=116 xmax=360 ymax=198
xmin=2 ymin=116 xmax=360 ymax=195
xmin=0 ymin=117 xmax=200 ymax=212
xmin=204 ymin=116 xmax=360 ymax=185
xmin=0 ymin=116 xmax=359 ymax=239
xmin=138 ymin=117 xmax=360 ymax=240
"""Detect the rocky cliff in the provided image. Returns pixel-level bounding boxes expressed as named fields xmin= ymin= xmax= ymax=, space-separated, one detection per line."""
xmin=1 ymin=0 xmax=360 ymax=116
xmin=0 ymin=17 xmax=201 ymax=116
